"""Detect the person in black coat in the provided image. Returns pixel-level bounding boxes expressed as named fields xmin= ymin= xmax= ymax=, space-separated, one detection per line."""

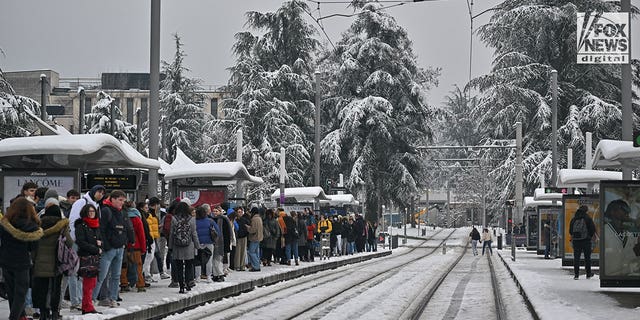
xmin=354 ymin=215 xmax=366 ymax=253
xmin=74 ymin=204 xmax=102 ymax=314
xmin=0 ymin=198 xmax=44 ymax=320
xmin=569 ymin=206 xmax=597 ymax=280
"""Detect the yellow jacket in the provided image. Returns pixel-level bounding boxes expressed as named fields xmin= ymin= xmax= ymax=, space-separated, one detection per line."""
xmin=317 ymin=219 xmax=332 ymax=234
xmin=147 ymin=214 xmax=160 ymax=239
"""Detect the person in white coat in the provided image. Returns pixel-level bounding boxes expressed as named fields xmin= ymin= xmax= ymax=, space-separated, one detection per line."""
xmin=481 ymin=228 xmax=493 ymax=255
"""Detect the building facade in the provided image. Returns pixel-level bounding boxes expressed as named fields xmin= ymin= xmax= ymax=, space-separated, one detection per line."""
xmin=5 ymin=69 xmax=226 ymax=134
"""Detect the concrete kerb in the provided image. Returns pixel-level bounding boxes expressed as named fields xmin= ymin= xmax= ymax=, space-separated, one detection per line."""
xmin=110 ymin=251 xmax=391 ymax=320
xmin=496 ymin=251 xmax=541 ymax=320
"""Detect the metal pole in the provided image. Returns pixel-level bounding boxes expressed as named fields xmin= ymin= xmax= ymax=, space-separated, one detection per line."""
xmin=622 ymin=0 xmax=632 ymax=180
xmin=567 ymin=148 xmax=573 ymax=170
xmin=279 ymin=147 xmax=286 ymax=207
xmin=482 ymin=161 xmax=486 ymax=227
xmin=446 ymin=183 xmax=451 ymax=227
xmin=382 ymin=204 xmax=386 ymax=249
xmin=78 ymin=87 xmax=85 ymax=134
xmin=148 ymin=0 xmax=161 ymax=197
xmin=586 ymin=132 xmax=593 ymax=194
xmin=236 ymin=129 xmax=244 ymax=205
xmin=513 ymin=122 xmax=523 ymax=261
xmin=403 ymin=207 xmax=407 ymax=244
xmin=40 ymin=74 xmax=48 ymax=121
xmin=551 ymin=70 xmax=558 ymax=187
xmin=314 ymin=71 xmax=321 ymax=186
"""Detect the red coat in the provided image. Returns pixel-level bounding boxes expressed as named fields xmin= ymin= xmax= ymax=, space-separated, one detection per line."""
xmin=128 ymin=216 xmax=146 ymax=251
xmin=306 ymin=223 xmax=316 ymax=240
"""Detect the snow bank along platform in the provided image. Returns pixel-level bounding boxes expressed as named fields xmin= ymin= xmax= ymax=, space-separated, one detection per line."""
xmin=497 ymin=248 xmax=640 ymax=320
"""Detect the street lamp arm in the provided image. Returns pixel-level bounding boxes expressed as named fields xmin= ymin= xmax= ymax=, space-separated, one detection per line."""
xmin=471 ymin=6 xmax=500 ymax=20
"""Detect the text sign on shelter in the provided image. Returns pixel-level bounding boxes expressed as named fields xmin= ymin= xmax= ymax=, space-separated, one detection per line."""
xmin=577 ymin=12 xmax=629 ymax=64
xmin=86 ymin=174 xmax=137 ymax=190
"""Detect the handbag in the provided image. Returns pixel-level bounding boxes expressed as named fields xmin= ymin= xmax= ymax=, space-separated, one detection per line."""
xmin=78 ymin=255 xmax=100 ymax=278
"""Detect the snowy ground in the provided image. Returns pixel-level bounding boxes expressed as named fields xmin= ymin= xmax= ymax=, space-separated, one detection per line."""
xmin=498 ymin=248 xmax=640 ymax=320
xmin=2 ymin=226 xmax=637 ymax=319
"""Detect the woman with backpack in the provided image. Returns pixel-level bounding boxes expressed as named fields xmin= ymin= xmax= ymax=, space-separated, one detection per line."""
xmin=0 ymin=198 xmax=44 ymax=320
xmin=168 ymin=202 xmax=200 ymax=293
xmin=74 ymin=204 xmax=102 ymax=315
xmin=31 ymin=198 xmax=73 ymax=320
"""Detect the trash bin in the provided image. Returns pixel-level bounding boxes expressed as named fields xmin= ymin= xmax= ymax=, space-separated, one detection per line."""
xmin=497 ymin=235 xmax=503 ymax=249
xmin=390 ymin=235 xmax=399 ymax=249
xmin=421 ymin=228 xmax=426 ymax=236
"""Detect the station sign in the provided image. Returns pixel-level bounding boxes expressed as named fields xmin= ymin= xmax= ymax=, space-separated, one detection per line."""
xmin=86 ymin=174 xmax=137 ymax=190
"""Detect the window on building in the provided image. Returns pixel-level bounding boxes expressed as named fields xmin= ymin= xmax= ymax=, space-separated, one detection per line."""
xmin=210 ymin=98 xmax=219 ymax=118
xmin=127 ymin=98 xmax=134 ymax=124
xmin=84 ymin=97 xmax=92 ymax=114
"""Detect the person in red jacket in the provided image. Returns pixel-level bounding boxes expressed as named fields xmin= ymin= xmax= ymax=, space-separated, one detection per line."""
xmin=305 ymin=208 xmax=317 ymax=262
xmin=120 ymin=201 xmax=147 ymax=292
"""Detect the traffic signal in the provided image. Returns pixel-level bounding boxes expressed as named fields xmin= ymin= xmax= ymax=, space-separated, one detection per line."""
xmin=634 ymin=131 xmax=640 ymax=147
xmin=544 ymin=187 xmax=567 ymax=194
xmin=508 ymin=219 xmax=513 ymax=224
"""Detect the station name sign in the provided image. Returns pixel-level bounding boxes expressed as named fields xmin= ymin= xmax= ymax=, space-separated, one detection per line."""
xmin=577 ymin=12 xmax=629 ymax=64
xmin=86 ymin=174 xmax=137 ymax=190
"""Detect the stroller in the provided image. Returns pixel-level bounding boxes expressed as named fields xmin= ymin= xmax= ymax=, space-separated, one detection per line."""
xmin=321 ymin=233 xmax=331 ymax=260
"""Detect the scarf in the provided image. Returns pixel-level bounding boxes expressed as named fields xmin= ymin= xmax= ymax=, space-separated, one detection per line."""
xmin=83 ymin=217 xmax=99 ymax=229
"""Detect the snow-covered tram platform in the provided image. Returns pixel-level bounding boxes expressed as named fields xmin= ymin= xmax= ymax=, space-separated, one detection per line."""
xmin=497 ymin=248 xmax=640 ymax=320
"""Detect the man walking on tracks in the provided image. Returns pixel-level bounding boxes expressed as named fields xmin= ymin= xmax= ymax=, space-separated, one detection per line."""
xmin=570 ymin=205 xmax=596 ymax=280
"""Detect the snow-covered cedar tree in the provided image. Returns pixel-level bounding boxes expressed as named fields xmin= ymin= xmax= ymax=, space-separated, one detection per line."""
xmin=207 ymin=0 xmax=318 ymax=199
xmin=470 ymin=0 xmax=640 ymax=205
xmin=0 ymin=66 xmax=40 ymax=138
xmin=151 ymin=34 xmax=208 ymax=163
xmin=85 ymin=91 xmax=136 ymax=143
xmin=319 ymin=2 xmax=440 ymax=221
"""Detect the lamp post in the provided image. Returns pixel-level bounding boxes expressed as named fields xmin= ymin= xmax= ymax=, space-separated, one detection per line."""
xmin=78 ymin=87 xmax=85 ymax=134
xmin=39 ymin=74 xmax=48 ymax=121
xmin=403 ymin=207 xmax=407 ymax=244
xmin=381 ymin=204 xmax=386 ymax=249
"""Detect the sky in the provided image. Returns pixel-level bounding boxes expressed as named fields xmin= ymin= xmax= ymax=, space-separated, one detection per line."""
xmin=1 ymin=0 xmax=639 ymax=106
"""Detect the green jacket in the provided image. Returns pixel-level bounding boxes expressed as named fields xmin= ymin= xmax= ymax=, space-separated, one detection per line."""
xmin=33 ymin=216 xmax=72 ymax=278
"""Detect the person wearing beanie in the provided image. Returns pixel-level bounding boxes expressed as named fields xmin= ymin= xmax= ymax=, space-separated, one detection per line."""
xmin=44 ymin=189 xmax=59 ymax=202
xmin=32 ymin=201 xmax=72 ymax=320
xmin=66 ymin=184 xmax=105 ymax=310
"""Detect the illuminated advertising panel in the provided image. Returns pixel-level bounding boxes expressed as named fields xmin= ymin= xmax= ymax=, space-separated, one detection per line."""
xmin=561 ymin=195 xmax=600 ymax=266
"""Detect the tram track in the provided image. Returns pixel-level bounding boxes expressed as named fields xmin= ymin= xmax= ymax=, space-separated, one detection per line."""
xmin=174 ymin=229 xmax=449 ymax=320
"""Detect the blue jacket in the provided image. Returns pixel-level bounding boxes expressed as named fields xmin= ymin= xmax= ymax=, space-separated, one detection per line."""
xmin=196 ymin=217 xmax=214 ymax=245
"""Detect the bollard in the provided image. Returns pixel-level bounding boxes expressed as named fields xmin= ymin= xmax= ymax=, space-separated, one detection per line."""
xmin=442 ymin=242 xmax=447 ymax=255
xmin=497 ymin=234 xmax=503 ymax=250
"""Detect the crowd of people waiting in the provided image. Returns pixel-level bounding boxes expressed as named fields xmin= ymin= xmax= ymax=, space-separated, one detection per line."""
xmin=0 ymin=182 xmax=380 ymax=320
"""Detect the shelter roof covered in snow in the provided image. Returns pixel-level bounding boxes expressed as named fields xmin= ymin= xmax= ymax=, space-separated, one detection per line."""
xmin=592 ymin=139 xmax=640 ymax=169
xmin=163 ymin=148 xmax=263 ymax=184
xmin=533 ymin=188 xmax=564 ymax=201
xmin=556 ymin=168 xmax=622 ymax=188
xmin=321 ymin=194 xmax=360 ymax=206
xmin=524 ymin=196 xmax=562 ymax=208
xmin=0 ymin=133 xmax=160 ymax=170
xmin=270 ymin=186 xmax=330 ymax=202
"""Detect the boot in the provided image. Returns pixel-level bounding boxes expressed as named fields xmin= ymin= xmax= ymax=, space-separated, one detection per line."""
xmin=40 ymin=308 xmax=50 ymax=320
xmin=295 ymin=259 xmax=299 ymax=266
xmin=179 ymin=283 xmax=186 ymax=294
xmin=51 ymin=308 xmax=59 ymax=320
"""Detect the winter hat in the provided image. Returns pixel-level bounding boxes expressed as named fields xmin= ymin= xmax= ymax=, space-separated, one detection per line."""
xmin=226 ymin=208 xmax=235 ymax=215
xmin=44 ymin=189 xmax=59 ymax=201
xmin=43 ymin=204 xmax=62 ymax=218
xmin=181 ymin=198 xmax=192 ymax=206
xmin=45 ymin=197 xmax=60 ymax=208
xmin=250 ymin=207 xmax=259 ymax=216
xmin=89 ymin=185 xmax=106 ymax=199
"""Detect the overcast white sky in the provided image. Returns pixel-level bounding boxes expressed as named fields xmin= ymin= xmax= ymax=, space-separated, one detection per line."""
xmin=1 ymin=0 xmax=639 ymax=106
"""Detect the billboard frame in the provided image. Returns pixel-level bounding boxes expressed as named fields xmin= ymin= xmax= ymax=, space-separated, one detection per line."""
xmin=561 ymin=194 xmax=600 ymax=267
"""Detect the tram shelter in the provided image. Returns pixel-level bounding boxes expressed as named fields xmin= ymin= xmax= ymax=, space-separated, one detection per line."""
xmin=162 ymin=148 xmax=263 ymax=207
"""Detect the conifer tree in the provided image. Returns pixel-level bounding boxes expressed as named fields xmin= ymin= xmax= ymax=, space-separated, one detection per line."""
xmin=85 ymin=91 xmax=136 ymax=143
xmin=321 ymin=2 xmax=440 ymax=220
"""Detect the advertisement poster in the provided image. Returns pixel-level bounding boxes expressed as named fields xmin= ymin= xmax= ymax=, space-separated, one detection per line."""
xmin=180 ymin=189 xmax=226 ymax=207
xmin=538 ymin=206 xmax=561 ymax=257
xmin=599 ymin=181 xmax=640 ymax=287
xmin=526 ymin=208 xmax=539 ymax=251
xmin=2 ymin=171 xmax=77 ymax=211
xmin=561 ymin=195 xmax=600 ymax=266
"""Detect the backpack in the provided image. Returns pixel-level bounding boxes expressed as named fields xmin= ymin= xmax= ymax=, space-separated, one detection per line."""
xmin=174 ymin=218 xmax=191 ymax=247
xmin=284 ymin=216 xmax=298 ymax=238
xmin=572 ymin=218 xmax=589 ymax=241
xmin=162 ymin=214 xmax=172 ymax=238
xmin=56 ymin=228 xmax=79 ymax=276
xmin=263 ymin=223 xmax=272 ymax=239
xmin=209 ymin=219 xmax=220 ymax=242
